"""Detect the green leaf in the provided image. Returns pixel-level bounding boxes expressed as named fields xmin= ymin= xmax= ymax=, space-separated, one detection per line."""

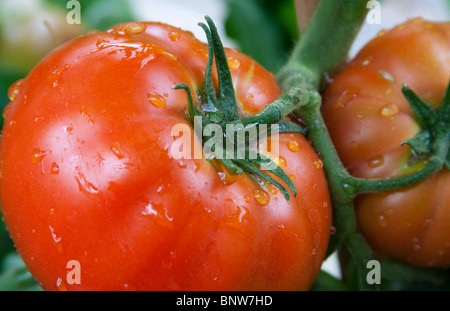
xmin=43 ymin=0 xmax=135 ymax=31
xmin=402 ymin=84 xmax=438 ymax=129
xmin=234 ymin=158 xmax=291 ymax=201
xmin=274 ymin=120 xmax=306 ymax=135
xmin=0 ymin=252 xmax=42 ymax=291
xmin=310 ymin=270 xmax=348 ymax=291
xmin=205 ymin=16 xmax=240 ymax=122
xmin=402 ymin=131 xmax=431 ymax=155
xmin=224 ymin=0 xmax=297 ymax=73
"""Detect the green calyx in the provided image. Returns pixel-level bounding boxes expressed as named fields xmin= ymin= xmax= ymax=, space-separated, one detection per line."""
xmin=174 ymin=16 xmax=309 ymax=201
xmin=401 ymin=83 xmax=450 ymax=170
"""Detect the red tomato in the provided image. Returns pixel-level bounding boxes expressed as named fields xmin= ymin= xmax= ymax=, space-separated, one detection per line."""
xmin=0 ymin=21 xmax=331 ymax=290
xmin=322 ymin=18 xmax=450 ymax=268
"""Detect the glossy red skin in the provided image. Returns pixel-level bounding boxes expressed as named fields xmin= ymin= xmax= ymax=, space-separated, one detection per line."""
xmin=0 ymin=22 xmax=331 ymax=290
xmin=322 ymin=19 xmax=450 ymax=268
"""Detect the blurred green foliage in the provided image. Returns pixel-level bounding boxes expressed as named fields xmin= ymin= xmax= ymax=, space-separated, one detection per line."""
xmin=43 ymin=0 xmax=135 ymax=31
xmin=225 ymin=0 xmax=299 ymax=73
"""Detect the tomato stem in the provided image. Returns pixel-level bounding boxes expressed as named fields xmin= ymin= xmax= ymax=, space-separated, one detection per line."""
xmin=278 ymin=0 xmax=450 ymax=290
xmin=277 ymin=0 xmax=369 ymax=90
xmin=176 ymin=17 xmax=316 ymax=200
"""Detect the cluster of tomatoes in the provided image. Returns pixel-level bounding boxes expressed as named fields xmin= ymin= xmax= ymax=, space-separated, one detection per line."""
xmin=0 ymin=16 xmax=448 ymax=290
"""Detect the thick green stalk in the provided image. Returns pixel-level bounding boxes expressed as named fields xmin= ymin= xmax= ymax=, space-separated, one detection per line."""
xmin=277 ymin=0 xmax=369 ymax=90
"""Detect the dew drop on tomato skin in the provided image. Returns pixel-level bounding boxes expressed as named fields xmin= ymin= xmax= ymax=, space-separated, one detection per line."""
xmin=63 ymin=124 xmax=74 ymax=135
xmin=288 ymin=140 xmax=300 ymax=152
xmin=124 ymin=22 xmax=146 ymax=34
xmin=111 ymin=142 xmax=125 ymax=159
xmin=168 ymin=31 xmax=180 ymax=41
xmin=378 ymin=70 xmax=395 ymax=82
xmin=74 ymin=169 xmax=99 ymax=196
xmin=49 ymin=225 xmax=64 ymax=254
xmin=380 ymin=104 xmax=399 ymax=117
xmin=142 ymin=202 xmax=174 ymax=230
xmin=31 ymin=148 xmax=47 ymax=164
xmin=333 ymin=87 xmax=360 ymax=109
xmin=313 ymin=158 xmax=324 ymax=169
xmin=7 ymin=79 xmax=24 ymax=101
xmin=50 ymin=162 xmax=60 ymax=175
xmin=147 ymin=92 xmax=167 ymax=109
xmin=273 ymin=156 xmax=287 ymax=168
xmin=368 ymin=156 xmax=385 ymax=168
xmin=55 ymin=277 xmax=68 ymax=291
xmin=227 ymin=57 xmax=241 ymax=69
xmin=378 ymin=214 xmax=388 ymax=227
xmin=253 ymin=189 xmax=270 ymax=206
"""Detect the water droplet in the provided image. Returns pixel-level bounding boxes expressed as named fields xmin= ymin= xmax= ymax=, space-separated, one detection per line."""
xmin=80 ymin=106 xmax=95 ymax=125
xmin=312 ymin=248 xmax=318 ymax=255
xmin=289 ymin=175 xmax=296 ymax=181
xmin=111 ymin=142 xmax=125 ymax=159
xmin=142 ymin=202 xmax=174 ymax=230
xmin=227 ymin=57 xmax=241 ymax=69
xmin=49 ymin=225 xmax=63 ymax=254
xmin=273 ymin=156 xmax=287 ymax=167
xmin=288 ymin=140 xmax=300 ymax=152
xmin=334 ymin=87 xmax=360 ymax=109
xmin=233 ymin=205 xmax=250 ymax=224
xmin=49 ymin=64 xmax=71 ymax=87
xmin=354 ymin=111 xmax=364 ymax=120
xmin=361 ymin=58 xmax=371 ymax=66
xmin=56 ymin=277 xmax=67 ymax=291
xmin=2 ymin=104 xmax=10 ymax=119
xmin=8 ymin=79 xmax=24 ymax=101
xmin=169 ymin=31 xmax=180 ymax=41
xmin=313 ymin=158 xmax=323 ymax=169
xmin=124 ymin=22 xmax=146 ymax=34
xmin=244 ymin=196 xmax=251 ymax=203
xmin=379 ymin=70 xmax=395 ymax=82
xmin=377 ymin=29 xmax=387 ymax=37
xmin=270 ymin=187 xmax=277 ymax=194
xmin=380 ymin=104 xmax=399 ymax=117
xmin=31 ymin=148 xmax=47 ymax=164
xmin=50 ymin=162 xmax=60 ymax=174
xmin=74 ymin=169 xmax=99 ymax=196
xmin=63 ymin=125 xmax=74 ymax=135
xmin=147 ymin=92 xmax=167 ymax=109
xmin=253 ymin=189 xmax=270 ymax=206
xmin=49 ymin=208 xmax=55 ymax=215
xmin=378 ymin=214 xmax=388 ymax=227
xmin=322 ymin=202 xmax=329 ymax=208
xmin=368 ymin=156 xmax=384 ymax=168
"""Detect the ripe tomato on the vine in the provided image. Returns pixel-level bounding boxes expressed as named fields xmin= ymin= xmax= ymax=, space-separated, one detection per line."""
xmin=322 ymin=18 xmax=450 ymax=268
xmin=0 ymin=21 xmax=331 ymax=290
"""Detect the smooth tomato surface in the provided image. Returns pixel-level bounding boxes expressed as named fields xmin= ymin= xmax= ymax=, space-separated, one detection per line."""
xmin=0 ymin=22 xmax=331 ymax=290
xmin=322 ymin=18 xmax=450 ymax=267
